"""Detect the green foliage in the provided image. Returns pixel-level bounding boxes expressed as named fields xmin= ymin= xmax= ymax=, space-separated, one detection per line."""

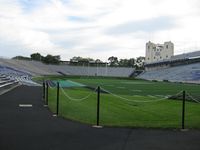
xmin=119 ymin=58 xmax=135 ymax=67
xmin=12 ymin=56 xmax=31 ymax=60
xmin=13 ymin=53 xmax=61 ymax=64
xmin=30 ymin=53 xmax=42 ymax=61
xmin=108 ymin=56 xmax=118 ymax=66
xmin=70 ymin=56 xmax=94 ymax=65
xmin=119 ymin=59 xmax=129 ymax=67
xmin=69 ymin=56 xmax=108 ymax=66
xmin=135 ymin=56 xmax=145 ymax=70
xmin=12 ymin=53 xmax=145 ymax=69
xmin=42 ymin=54 xmax=60 ymax=64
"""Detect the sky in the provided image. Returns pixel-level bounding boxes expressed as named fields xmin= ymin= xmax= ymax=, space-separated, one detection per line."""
xmin=0 ymin=0 xmax=200 ymax=61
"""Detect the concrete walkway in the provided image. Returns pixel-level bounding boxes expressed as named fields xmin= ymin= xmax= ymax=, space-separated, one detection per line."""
xmin=0 ymin=85 xmax=199 ymax=150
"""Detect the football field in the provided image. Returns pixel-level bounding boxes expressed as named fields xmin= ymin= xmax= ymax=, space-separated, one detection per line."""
xmin=37 ymin=76 xmax=200 ymax=128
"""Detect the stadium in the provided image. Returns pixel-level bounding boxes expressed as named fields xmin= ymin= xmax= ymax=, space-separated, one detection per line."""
xmin=1 ymin=0 xmax=200 ymax=149
xmin=1 ymin=45 xmax=200 ymax=127
xmin=1 ymin=44 xmax=200 ymax=150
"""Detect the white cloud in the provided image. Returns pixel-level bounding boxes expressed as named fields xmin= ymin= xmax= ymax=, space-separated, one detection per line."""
xmin=0 ymin=0 xmax=200 ymax=61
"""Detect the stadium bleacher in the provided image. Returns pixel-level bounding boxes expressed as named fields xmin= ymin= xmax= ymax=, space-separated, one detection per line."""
xmin=49 ymin=65 xmax=133 ymax=77
xmin=0 ymin=58 xmax=134 ymax=77
xmin=0 ymin=73 xmax=19 ymax=94
xmin=0 ymin=58 xmax=55 ymax=75
xmin=0 ymin=65 xmax=39 ymax=92
xmin=1 ymin=52 xmax=200 ymax=84
xmin=0 ymin=58 xmax=134 ymax=93
xmin=138 ymin=62 xmax=200 ymax=83
xmin=139 ymin=51 xmax=200 ymax=83
xmin=171 ymin=51 xmax=200 ymax=60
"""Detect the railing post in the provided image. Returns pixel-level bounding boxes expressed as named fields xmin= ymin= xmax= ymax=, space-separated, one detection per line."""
xmin=96 ymin=86 xmax=100 ymax=126
xmin=56 ymin=82 xmax=60 ymax=116
xmin=43 ymin=81 xmax=45 ymax=100
xmin=182 ymin=90 xmax=186 ymax=129
xmin=46 ymin=82 xmax=49 ymax=106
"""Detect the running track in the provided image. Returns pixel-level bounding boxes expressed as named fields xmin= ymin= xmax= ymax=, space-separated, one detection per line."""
xmin=0 ymin=85 xmax=200 ymax=150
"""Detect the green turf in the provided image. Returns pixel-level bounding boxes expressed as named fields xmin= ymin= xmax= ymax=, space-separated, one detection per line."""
xmin=35 ymin=76 xmax=200 ymax=96
xmin=46 ymin=76 xmax=200 ymax=128
xmin=52 ymin=80 xmax=85 ymax=87
xmin=70 ymin=78 xmax=200 ymax=97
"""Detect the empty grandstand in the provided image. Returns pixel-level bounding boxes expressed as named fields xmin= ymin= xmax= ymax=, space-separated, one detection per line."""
xmin=0 ymin=58 xmax=55 ymax=75
xmin=0 ymin=58 xmax=134 ymax=77
xmin=0 ymin=74 xmax=18 ymax=88
xmin=0 ymin=65 xmax=39 ymax=93
xmin=0 ymin=70 xmax=19 ymax=95
xmin=1 ymin=50 xmax=200 ymax=84
xmin=138 ymin=51 xmax=200 ymax=83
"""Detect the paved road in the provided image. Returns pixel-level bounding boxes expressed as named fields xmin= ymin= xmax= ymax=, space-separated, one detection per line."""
xmin=0 ymin=85 xmax=200 ymax=150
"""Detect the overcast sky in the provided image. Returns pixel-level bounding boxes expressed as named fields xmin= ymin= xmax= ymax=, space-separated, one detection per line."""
xmin=0 ymin=0 xmax=200 ymax=61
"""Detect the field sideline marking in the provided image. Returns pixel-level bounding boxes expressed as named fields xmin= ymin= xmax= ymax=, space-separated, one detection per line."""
xmin=148 ymin=95 xmax=157 ymax=98
xmin=133 ymin=95 xmax=143 ymax=97
xmin=19 ymin=104 xmax=33 ymax=107
xmin=131 ymin=90 xmax=142 ymax=92
xmin=155 ymin=95 xmax=165 ymax=98
xmin=117 ymin=87 xmax=125 ymax=89
xmin=121 ymin=82 xmax=153 ymax=85
xmin=106 ymin=85 xmax=114 ymax=87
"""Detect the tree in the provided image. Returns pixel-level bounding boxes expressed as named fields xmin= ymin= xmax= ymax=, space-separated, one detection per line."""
xmin=30 ymin=53 xmax=42 ymax=61
xmin=95 ymin=59 xmax=102 ymax=63
xmin=108 ymin=56 xmax=118 ymax=66
xmin=42 ymin=54 xmax=60 ymax=64
xmin=135 ymin=56 xmax=145 ymax=70
xmin=118 ymin=58 xmax=135 ymax=67
xmin=70 ymin=56 xmax=79 ymax=62
xmin=127 ymin=58 xmax=135 ymax=67
xmin=119 ymin=59 xmax=129 ymax=67
xmin=69 ymin=56 xmax=94 ymax=65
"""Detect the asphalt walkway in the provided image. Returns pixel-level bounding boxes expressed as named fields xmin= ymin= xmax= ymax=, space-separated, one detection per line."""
xmin=0 ymin=85 xmax=200 ymax=150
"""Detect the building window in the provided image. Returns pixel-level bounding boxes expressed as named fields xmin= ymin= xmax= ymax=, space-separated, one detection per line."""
xmin=148 ymin=46 xmax=150 ymax=49
xmin=148 ymin=58 xmax=149 ymax=60
xmin=166 ymin=45 xmax=168 ymax=49
xmin=154 ymin=57 xmax=156 ymax=59
xmin=160 ymin=56 xmax=162 ymax=59
xmin=166 ymin=55 xmax=168 ymax=58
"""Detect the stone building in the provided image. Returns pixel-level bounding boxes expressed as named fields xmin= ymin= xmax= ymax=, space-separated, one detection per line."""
xmin=145 ymin=41 xmax=174 ymax=64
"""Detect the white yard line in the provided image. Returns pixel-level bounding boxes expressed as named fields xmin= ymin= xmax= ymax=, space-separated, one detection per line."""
xmin=131 ymin=90 xmax=142 ymax=92
xmin=117 ymin=87 xmax=125 ymax=89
